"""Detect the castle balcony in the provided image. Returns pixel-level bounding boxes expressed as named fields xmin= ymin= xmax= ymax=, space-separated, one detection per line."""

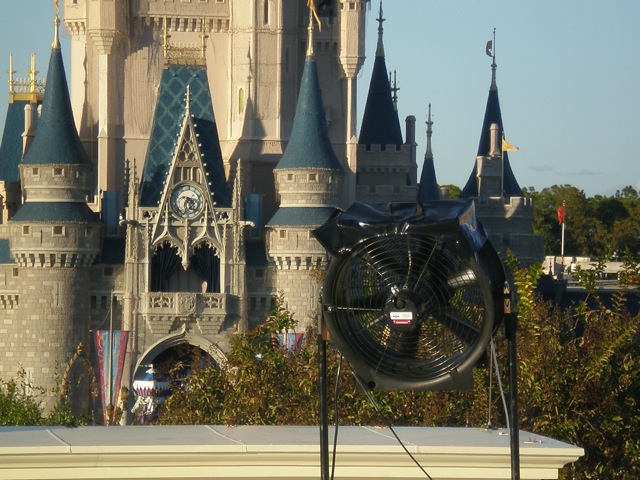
xmin=141 ymin=292 xmax=239 ymax=318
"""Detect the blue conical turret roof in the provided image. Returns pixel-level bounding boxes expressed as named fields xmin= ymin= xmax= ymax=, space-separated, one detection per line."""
xmin=275 ymin=56 xmax=343 ymax=171
xmin=0 ymin=100 xmax=41 ymax=182
xmin=12 ymin=23 xmax=99 ymax=225
xmin=417 ymin=156 xmax=439 ymax=202
xmin=358 ymin=2 xmax=403 ymax=148
xmin=21 ymin=46 xmax=89 ymax=166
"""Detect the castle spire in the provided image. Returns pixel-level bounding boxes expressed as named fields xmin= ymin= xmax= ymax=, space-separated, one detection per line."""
xmin=358 ymin=0 xmax=402 ymax=148
xmin=275 ymin=38 xmax=342 ymax=172
xmin=8 ymin=53 xmax=15 ymax=95
xmin=22 ymin=25 xmax=89 ymax=167
xmin=487 ymin=28 xmax=497 ymax=91
xmin=375 ymin=0 xmax=385 ymax=57
xmin=52 ymin=0 xmax=61 ymax=50
xmin=425 ymin=103 xmax=433 ymax=158
xmin=306 ymin=0 xmax=322 ymax=57
xmin=417 ymin=104 xmax=439 ymax=202
xmin=460 ymin=31 xmax=523 ymax=199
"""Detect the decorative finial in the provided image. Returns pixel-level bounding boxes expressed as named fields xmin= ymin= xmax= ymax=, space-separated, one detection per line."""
xmin=390 ymin=70 xmax=399 ymax=111
xmin=8 ymin=53 xmax=15 ymax=95
xmin=425 ymin=103 xmax=433 ymax=158
xmin=29 ymin=53 xmax=39 ymax=95
xmin=185 ymin=85 xmax=192 ymax=115
xmin=52 ymin=0 xmax=61 ymax=49
xmin=306 ymin=0 xmax=321 ymax=57
xmin=486 ymin=28 xmax=497 ymax=91
xmin=376 ymin=0 xmax=385 ymax=57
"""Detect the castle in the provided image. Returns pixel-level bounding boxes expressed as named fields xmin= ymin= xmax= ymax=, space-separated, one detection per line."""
xmin=0 ymin=0 xmax=542 ymax=415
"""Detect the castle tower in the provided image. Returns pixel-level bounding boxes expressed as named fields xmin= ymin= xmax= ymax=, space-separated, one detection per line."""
xmin=417 ymin=104 xmax=440 ymax=202
xmin=460 ymin=33 xmax=522 ymax=199
xmin=337 ymin=0 xmax=367 ymax=204
xmin=119 ymin=29 xmax=243 ymax=387
xmin=458 ymin=34 xmax=543 ymax=266
xmin=7 ymin=12 xmax=103 ymax=409
xmin=266 ymin=11 xmax=344 ymax=330
xmin=355 ymin=1 xmax=417 ymax=203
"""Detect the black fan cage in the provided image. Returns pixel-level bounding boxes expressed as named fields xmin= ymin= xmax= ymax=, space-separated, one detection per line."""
xmin=323 ymin=231 xmax=499 ymax=391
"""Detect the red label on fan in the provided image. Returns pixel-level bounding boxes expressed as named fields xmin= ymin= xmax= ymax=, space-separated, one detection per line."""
xmin=390 ymin=311 xmax=413 ymax=324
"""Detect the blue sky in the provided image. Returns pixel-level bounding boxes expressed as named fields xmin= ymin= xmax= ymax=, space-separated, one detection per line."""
xmin=1 ymin=0 xmax=639 ymax=197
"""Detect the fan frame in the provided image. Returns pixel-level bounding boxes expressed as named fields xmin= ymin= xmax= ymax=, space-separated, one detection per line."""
xmin=322 ymin=231 xmax=500 ymax=391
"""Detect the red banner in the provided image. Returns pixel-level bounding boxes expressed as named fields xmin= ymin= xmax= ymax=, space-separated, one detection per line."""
xmin=557 ymin=205 xmax=565 ymax=225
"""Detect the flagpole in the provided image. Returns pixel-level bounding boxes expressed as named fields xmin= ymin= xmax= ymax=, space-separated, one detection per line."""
xmin=108 ymin=292 xmax=114 ymax=425
xmin=560 ymin=201 xmax=566 ymax=258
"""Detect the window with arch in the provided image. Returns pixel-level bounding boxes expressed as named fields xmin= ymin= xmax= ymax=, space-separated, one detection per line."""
xmin=263 ymin=0 xmax=269 ymax=25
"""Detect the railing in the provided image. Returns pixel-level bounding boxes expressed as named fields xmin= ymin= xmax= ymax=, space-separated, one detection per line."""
xmin=143 ymin=292 xmax=238 ymax=316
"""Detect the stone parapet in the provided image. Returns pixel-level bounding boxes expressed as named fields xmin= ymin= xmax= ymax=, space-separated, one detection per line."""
xmin=141 ymin=292 xmax=238 ymax=317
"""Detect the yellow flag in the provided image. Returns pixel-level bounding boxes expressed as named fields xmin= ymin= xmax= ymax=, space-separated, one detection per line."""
xmin=307 ymin=0 xmax=322 ymax=32
xmin=502 ymin=136 xmax=519 ymax=152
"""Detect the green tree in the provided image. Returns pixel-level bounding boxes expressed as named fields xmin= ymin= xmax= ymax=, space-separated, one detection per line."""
xmin=0 ymin=369 xmax=87 ymax=426
xmin=528 ymin=184 xmax=640 ymax=258
xmin=0 ymin=373 xmax=44 ymax=426
xmin=529 ymin=184 xmax=596 ymax=256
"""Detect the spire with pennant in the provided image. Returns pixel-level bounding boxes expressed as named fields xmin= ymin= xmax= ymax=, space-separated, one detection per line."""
xmin=358 ymin=0 xmax=403 ymax=149
xmin=21 ymin=5 xmax=89 ymax=168
xmin=417 ymin=104 xmax=439 ymax=202
xmin=267 ymin=2 xmax=343 ymax=229
xmin=460 ymin=31 xmax=523 ymax=198
xmin=274 ymin=5 xmax=341 ymax=172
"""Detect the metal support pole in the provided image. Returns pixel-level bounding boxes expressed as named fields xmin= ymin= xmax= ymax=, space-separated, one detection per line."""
xmin=318 ymin=309 xmax=330 ymax=480
xmin=504 ymin=282 xmax=520 ymax=480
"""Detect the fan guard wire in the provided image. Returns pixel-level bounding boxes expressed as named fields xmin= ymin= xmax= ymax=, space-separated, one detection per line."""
xmin=323 ymin=232 xmax=497 ymax=390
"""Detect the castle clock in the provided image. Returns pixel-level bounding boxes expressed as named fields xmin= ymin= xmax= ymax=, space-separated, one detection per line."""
xmin=170 ymin=183 xmax=204 ymax=219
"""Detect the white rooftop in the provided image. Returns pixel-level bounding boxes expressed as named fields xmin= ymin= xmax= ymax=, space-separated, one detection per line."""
xmin=0 ymin=425 xmax=582 ymax=480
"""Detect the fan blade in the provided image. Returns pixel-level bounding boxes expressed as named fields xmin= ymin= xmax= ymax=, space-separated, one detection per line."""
xmin=372 ymin=328 xmax=420 ymax=373
xmin=344 ymin=289 xmax=389 ymax=307
xmin=426 ymin=308 xmax=481 ymax=345
xmin=446 ymin=268 xmax=477 ymax=288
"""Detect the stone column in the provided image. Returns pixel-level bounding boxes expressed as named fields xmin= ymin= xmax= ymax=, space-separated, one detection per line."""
xmin=89 ymin=30 xmax=119 ymax=198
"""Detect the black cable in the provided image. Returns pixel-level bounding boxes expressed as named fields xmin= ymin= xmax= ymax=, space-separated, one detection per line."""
xmin=330 ymin=355 xmax=343 ymax=480
xmin=353 ymin=374 xmax=434 ymax=480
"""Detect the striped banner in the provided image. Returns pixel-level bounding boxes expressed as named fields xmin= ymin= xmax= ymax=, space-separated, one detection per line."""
xmin=94 ymin=330 xmax=129 ymax=424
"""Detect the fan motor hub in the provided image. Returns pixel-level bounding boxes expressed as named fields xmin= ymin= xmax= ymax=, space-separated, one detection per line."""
xmin=384 ymin=293 xmax=419 ymax=332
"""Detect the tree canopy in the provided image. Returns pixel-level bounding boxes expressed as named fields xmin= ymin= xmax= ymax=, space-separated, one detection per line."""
xmin=524 ymin=184 xmax=640 ymax=258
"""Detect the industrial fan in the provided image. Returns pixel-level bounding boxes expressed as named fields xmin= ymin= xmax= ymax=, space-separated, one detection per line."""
xmin=314 ymin=200 xmax=506 ymax=392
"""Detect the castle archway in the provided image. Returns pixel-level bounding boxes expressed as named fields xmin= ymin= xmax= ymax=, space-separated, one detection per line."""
xmin=134 ymin=329 xmax=227 ymax=382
